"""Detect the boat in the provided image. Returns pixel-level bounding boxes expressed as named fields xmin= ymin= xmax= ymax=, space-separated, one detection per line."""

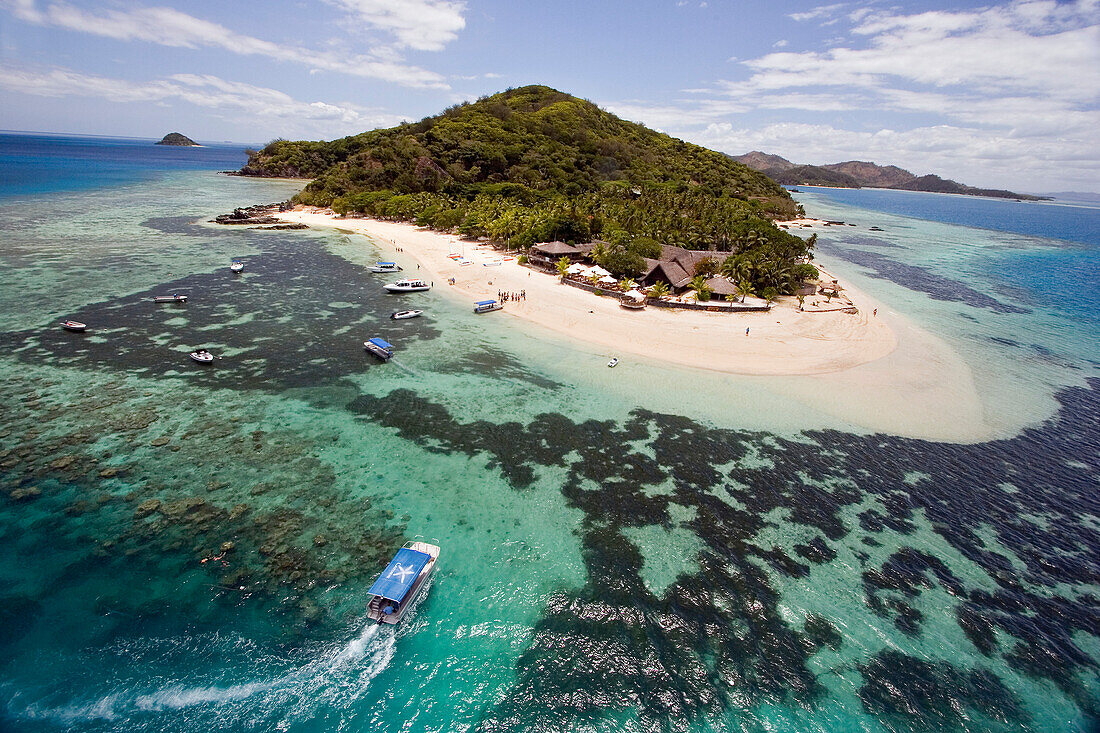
xmin=366 ymin=540 xmax=440 ymax=625
xmin=189 ymin=349 xmax=215 ymax=364
xmin=152 ymin=294 xmax=188 ymax=303
xmin=59 ymin=320 xmax=87 ymax=332
xmin=364 ymin=337 xmax=395 ymax=361
xmin=607 ymin=357 xmax=619 ymax=368
xmin=391 ymin=309 xmax=423 ymax=320
xmin=369 ymin=262 xmax=402 ymax=273
xmin=230 ymin=260 xmax=244 ymax=273
xmin=473 ymin=299 xmax=503 ymax=314
xmin=383 ymin=279 xmax=430 ymax=293
xmin=483 ymin=260 xmax=502 ymax=267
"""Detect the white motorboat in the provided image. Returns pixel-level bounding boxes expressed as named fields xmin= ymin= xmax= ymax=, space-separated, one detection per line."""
xmin=230 ymin=260 xmax=244 ymax=273
xmin=366 ymin=540 xmax=440 ymax=625
xmin=364 ymin=337 xmax=395 ymax=361
xmin=473 ymin=299 xmax=503 ymax=314
xmin=60 ymin=320 xmax=87 ymax=332
xmin=369 ymin=262 xmax=402 ymax=273
xmin=383 ymin=279 xmax=430 ymax=293
xmin=391 ymin=310 xmax=423 ymax=320
xmin=190 ymin=350 xmax=215 ymax=364
xmin=152 ymin=294 xmax=188 ymax=303
xmin=607 ymin=357 xmax=619 ymax=368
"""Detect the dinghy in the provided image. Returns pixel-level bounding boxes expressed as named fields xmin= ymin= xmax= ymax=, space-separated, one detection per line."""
xmin=230 ymin=260 xmax=244 ymax=273
xmin=189 ymin=349 xmax=215 ymax=364
xmin=607 ymin=357 xmax=619 ymax=368
xmin=60 ymin=320 xmax=87 ymax=332
xmin=391 ymin=310 xmax=423 ymax=320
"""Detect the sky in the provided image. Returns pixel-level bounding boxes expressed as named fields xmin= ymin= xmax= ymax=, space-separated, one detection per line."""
xmin=0 ymin=0 xmax=1097 ymax=192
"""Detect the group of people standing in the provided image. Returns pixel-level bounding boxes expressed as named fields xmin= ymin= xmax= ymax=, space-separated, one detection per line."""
xmin=498 ymin=290 xmax=526 ymax=302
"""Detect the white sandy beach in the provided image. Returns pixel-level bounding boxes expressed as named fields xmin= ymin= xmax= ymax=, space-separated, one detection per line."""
xmin=276 ymin=209 xmax=992 ymax=441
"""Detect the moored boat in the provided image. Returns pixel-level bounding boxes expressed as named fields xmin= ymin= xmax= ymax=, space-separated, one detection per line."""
xmin=369 ymin=262 xmax=402 ymax=273
xmin=152 ymin=294 xmax=188 ymax=303
xmin=60 ymin=320 xmax=87 ymax=332
xmin=364 ymin=337 xmax=395 ymax=361
xmin=391 ymin=309 xmax=423 ymax=320
xmin=383 ymin=279 xmax=430 ymax=293
xmin=473 ymin=299 xmax=503 ymax=314
xmin=607 ymin=357 xmax=619 ymax=368
xmin=189 ymin=349 xmax=215 ymax=364
xmin=366 ymin=541 xmax=440 ymax=625
xmin=230 ymin=260 xmax=244 ymax=273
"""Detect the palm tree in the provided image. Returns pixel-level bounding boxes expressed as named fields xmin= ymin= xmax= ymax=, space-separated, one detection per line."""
xmin=761 ymin=286 xmax=779 ymax=308
xmin=618 ymin=277 xmax=636 ymax=292
xmin=735 ymin=279 xmax=755 ymax=303
xmin=797 ymin=294 xmax=806 ymax=311
xmin=647 ymin=281 xmax=670 ymax=301
xmin=555 ymin=256 xmax=571 ymax=282
xmin=688 ymin=275 xmax=712 ymax=303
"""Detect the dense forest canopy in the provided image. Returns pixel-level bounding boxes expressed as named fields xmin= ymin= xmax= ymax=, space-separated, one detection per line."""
xmin=240 ymin=85 xmax=816 ymax=292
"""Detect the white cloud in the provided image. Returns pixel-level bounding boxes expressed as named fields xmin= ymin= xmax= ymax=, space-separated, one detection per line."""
xmin=325 ymin=0 xmax=466 ymax=52
xmin=788 ymin=3 xmax=846 ymax=22
xmin=0 ymin=0 xmax=450 ymax=88
xmin=0 ymin=63 xmax=403 ymax=138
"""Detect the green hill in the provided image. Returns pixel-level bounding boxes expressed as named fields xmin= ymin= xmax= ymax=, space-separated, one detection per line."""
xmin=240 ymin=86 xmax=815 ymax=292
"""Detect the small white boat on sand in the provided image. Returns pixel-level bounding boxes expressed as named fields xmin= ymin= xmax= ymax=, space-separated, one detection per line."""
xmin=60 ymin=320 xmax=87 ymax=332
xmin=152 ymin=294 xmax=188 ymax=303
xmin=367 ymin=540 xmax=440 ymax=625
xmin=369 ymin=262 xmax=402 ymax=273
xmin=190 ymin=349 xmax=215 ymax=364
xmin=607 ymin=357 xmax=619 ymax=368
xmin=383 ymin=279 xmax=430 ymax=293
xmin=364 ymin=337 xmax=395 ymax=361
xmin=391 ymin=310 xmax=423 ymax=320
xmin=230 ymin=260 xmax=244 ymax=273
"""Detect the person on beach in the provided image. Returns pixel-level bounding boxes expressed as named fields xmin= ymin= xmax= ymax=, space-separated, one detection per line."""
xmin=746 ymin=327 xmax=750 ymax=336
xmin=873 ymin=308 xmax=877 ymax=317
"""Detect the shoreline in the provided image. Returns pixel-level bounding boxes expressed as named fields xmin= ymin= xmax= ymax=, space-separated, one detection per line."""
xmin=274 ymin=209 xmax=993 ymax=441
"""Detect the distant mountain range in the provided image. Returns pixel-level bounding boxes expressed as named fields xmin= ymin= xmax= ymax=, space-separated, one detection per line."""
xmin=731 ymin=151 xmax=1049 ymax=201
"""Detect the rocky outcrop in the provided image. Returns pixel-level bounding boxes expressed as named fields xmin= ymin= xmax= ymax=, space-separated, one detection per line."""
xmin=156 ymin=132 xmax=199 ymax=146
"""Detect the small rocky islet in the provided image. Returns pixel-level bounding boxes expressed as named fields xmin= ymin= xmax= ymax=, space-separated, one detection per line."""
xmin=155 ymin=132 xmax=200 ymax=146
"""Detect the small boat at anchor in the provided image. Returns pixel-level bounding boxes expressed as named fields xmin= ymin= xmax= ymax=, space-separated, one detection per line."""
xmin=60 ymin=320 xmax=87 ymax=332
xmin=383 ymin=279 xmax=430 ymax=293
xmin=230 ymin=260 xmax=244 ymax=273
xmin=607 ymin=357 xmax=619 ymax=368
xmin=367 ymin=540 xmax=440 ymax=625
xmin=364 ymin=337 xmax=395 ymax=361
xmin=369 ymin=262 xmax=402 ymax=273
xmin=391 ymin=310 xmax=423 ymax=320
xmin=152 ymin=294 xmax=188 ymax=303
xmin=473 ymin=299 xmax=503 ymax=314
xmin=189 ymin=349 xmax=215 ymax=364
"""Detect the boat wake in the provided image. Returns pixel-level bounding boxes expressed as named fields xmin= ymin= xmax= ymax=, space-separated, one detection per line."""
xmin=12 ymin=619 xmax=400 ymax=728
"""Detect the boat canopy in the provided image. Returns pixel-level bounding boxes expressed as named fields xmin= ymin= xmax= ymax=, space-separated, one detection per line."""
xmin=368 ymin=337 xmax=394 ymax=350
xmin=376 ymin=262 xmax=395 ymax=266
xmin=475 ymin=300 xmax=497 ymax=307
xmin=368 ymin=547 xmax=432 ymax=601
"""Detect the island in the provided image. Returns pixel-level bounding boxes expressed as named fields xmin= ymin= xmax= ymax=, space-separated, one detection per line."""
xmin=731 ymin=151 xmax=1049 ymax=201
xmin=155 ymin=132 xmax=199 ymax=146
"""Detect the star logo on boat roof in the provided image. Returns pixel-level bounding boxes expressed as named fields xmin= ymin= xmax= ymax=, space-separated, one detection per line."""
xmin=389 ymin=564 xmax=414 ymax=583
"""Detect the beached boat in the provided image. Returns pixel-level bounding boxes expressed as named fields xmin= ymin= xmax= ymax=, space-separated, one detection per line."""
xmin=60 ymin=320 xmax=87 ymax=332
xmin=152 ymin=294 xmax=188 ymax=303
xmin=230 ymin=260 xmax=244 ymax=273
xmin=473 ymin=299 xmax=503 ymax=314
xmin=369 ymin=262 xmax=401 ymax=273
xmin=483 ymin=260 xmax=502 ymax=267
xmin=383 ymin=279 xmax=430 ymax=293
xmin=366 ymin=540 xmax=440 ymax=625
xmin=364 ymin=337 xmax=395 ymax=361
xmin=391 ymin=310 xmax=423 ymax=320
xmin=189 ymin=349 xmax=215 ymax=364
xmin=607 ymin=357 xmax=619 ymax=368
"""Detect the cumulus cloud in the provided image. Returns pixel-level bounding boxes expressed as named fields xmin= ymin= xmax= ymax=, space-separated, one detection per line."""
xmin=0 ymin=63 xmax=403 ymax=137
xmin=325 ymin=0 xmax=466 ymax=51
xmin=0 ymin=0 xmax=450 ymax=88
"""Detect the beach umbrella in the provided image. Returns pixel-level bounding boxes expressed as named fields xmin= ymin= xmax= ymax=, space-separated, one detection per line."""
xmin=589 ymin=266 xmax=612 ymax=278
xmin=598 ymin=275 xmax=618 ymax=284
xmin=566 ymin=263 xmax=587 ymax=274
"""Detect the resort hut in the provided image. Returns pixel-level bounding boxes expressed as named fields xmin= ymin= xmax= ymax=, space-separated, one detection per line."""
xmin=527 ymin=241 xmax=581 ymax=269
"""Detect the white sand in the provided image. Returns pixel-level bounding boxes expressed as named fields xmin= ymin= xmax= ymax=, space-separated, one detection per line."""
xmin=276 ymin=209 xmax=992 ymax=441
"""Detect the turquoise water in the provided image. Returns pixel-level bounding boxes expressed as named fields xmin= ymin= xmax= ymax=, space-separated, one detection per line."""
xmin=0 ymin=137 xmax=1097 ymax=731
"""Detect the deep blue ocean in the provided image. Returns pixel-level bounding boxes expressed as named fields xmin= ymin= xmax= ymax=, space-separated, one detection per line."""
xmin=0 ymin=135 xmax=1097 ymax=732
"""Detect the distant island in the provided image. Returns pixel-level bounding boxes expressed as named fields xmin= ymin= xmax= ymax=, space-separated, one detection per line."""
xmin=237 ymin=85 xmax=819 ymax=299
xmin=731 ymin=151 xmax=1049 ymax=201
xmin=156 ymin=132 xmax=199 ymax=146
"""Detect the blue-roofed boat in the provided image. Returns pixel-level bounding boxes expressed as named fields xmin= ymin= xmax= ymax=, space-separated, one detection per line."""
xmin=364 ymin=337 xmax=394 ymax=361
xmin=367 ymin=540 xmax=440 ymax=625
xmin=369 ymin=262 xmax=402 ymax=273
xmin=473 ymin=299 xmax=503 ymax=314
xmin=230 ymin=260 xmax=244 ymax=273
